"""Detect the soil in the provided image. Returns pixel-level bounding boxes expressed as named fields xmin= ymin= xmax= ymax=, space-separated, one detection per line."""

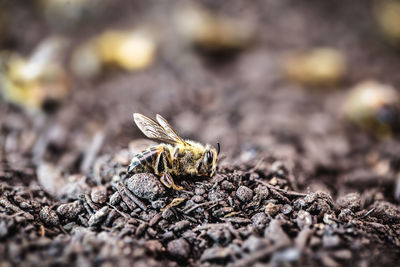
xmin=1 ymin=0 xmax=400 ymax=266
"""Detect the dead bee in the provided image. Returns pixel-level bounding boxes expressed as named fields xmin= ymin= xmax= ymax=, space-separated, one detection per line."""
xmin=128 ymin=113 xmax=220 ymax=190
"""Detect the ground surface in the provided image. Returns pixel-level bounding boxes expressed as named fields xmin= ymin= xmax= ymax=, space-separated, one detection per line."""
xmin=1 ymin=0 xmax=400 ymax=266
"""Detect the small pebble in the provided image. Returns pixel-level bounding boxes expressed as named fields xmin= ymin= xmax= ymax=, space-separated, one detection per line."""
xmin=173 ymin=220 xmax=191 ymax=232
xmin=151 ymin=200 xmax=166 ymax=209
xmin=254 ymin=185 xmax=269 ymax=200
xmin=182 ymin=230 xmax=197 ymax=243
xmin=149 ymin=212 xmax=162 ymax=227
xmin=126 ymin=173 xmax=165 ymax=201
xmin=162 ymin=208 xmax=175 ymax=221
xmin=167 ymin=238 xmax=190 ymax=260
xmin=195 ymin=187 xmax=206 ymax=195
xmin=269 ymin=177 xmax=278 ymax=185
xmin=252 ymin=212 xmax=269 ymax=232
xmin=147 ymin=227 xmax=157 ymax=238
xmin=191 ymin=195 xmax=203 ymax=203
xmin=40 ymin=206 xmax=60 ymax=227
xmin=265 ymin=203 xmax=280 ymax=217
xmin=221 ymin=181 xmax=235 ymax=191
xmin=281 ymin=204 xmax=293 ymax=215
xmin=208 ymin=190 xmax=225 ymax=201
xmin=236 ymin=186 xmax=253 ymax=202
xmin=296 ymin=210 xmax=312 ymax=229
xmin=140 ymin=209 xmax=157 ymax=222
xmin=57 ymin=200 xmax=84 ymax=220
xmin=207 ymin=227 xmax=232 ymax=245
xmin=91 ymin=185 xmax=107 ymax=204
xmin=109 ymin=192 xmax=121 ymax=205
xmin=88 ymin=206 xmax=109 ymax=227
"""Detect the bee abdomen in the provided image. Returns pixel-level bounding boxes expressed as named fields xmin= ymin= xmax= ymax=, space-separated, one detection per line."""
xmin=128 ymin=147 xmax=159 ymax=174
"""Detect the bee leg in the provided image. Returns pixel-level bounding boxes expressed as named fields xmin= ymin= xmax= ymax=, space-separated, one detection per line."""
xmin=172 ymin=183 xmax=184 ymax=190
xmin=160 ymin=173 xmax=183 ymax=190
xmin=160 ymin=174 xmax=173 ymax=188
xmin=161 ymin=197 xmax=185 ymax=211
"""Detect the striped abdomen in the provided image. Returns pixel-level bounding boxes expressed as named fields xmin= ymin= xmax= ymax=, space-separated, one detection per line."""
xmin=128 ymin=146 xmax=160 ymax=174
xmin=127 ymin=145 xmax=173 ymax=175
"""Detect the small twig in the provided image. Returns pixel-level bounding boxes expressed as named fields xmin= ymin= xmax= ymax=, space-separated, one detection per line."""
xmin=255 ymin=179 xmax=307 ymax=198
xmin=269 ymin=188 xmax=291 ymax=204
xmin=149 ymin=212 xmax=162 ymax=227
xmin=182 ymin=214 xmax=199 ymax=224
xmin=183 ymin=199 xmax=223 ymax=214
xmin=207 ymin=203 xmax=220 ymax=211
xmin=0 ymin=196 xmax=34 ymax=220
xmin=107 ymin=203 xmax=130 ymax=219
xmin=117 ymin=182 xmax=147 ymax=211
xmin=79 ymin=195 xmax=94 ymax=215
xmin=360 ymin=207 xmax=375 ymax=219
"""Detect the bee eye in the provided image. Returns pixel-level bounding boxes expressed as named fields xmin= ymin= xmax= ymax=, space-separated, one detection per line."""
xmin=206 ymin=151 xmax=213 ymax=164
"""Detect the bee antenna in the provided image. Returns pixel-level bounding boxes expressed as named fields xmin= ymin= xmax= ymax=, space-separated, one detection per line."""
xmin=217 ymin=142 xmax=221 ymax=155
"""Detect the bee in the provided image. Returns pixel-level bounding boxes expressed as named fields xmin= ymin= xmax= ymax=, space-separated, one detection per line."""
xmin=127 ymin=113 xmax=220 ymax=190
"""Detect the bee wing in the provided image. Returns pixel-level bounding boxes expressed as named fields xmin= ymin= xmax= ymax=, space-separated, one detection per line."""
xmin=133 ymin=113 xmax=180 ymax=144
xmin=156 ymin=114 xmax=188 ymax=146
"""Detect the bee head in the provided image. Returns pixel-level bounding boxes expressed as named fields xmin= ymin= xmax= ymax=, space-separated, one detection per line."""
xmin=199 ymin=145 xmax=218 ymax=177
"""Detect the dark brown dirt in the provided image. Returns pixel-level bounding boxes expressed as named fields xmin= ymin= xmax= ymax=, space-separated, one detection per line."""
xmin=1 ymin=0 xmax=400 ymax=266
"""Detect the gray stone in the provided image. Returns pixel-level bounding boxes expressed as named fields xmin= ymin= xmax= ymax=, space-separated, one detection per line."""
xmin=236 ymin=186 xmax=253 ymax=202
xmin=126 ymin=173 xmax=165 ymax=200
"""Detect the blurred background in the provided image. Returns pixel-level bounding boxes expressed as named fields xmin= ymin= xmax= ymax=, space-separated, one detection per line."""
xmin=2 ymin=0 xmax=400 ymax=200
